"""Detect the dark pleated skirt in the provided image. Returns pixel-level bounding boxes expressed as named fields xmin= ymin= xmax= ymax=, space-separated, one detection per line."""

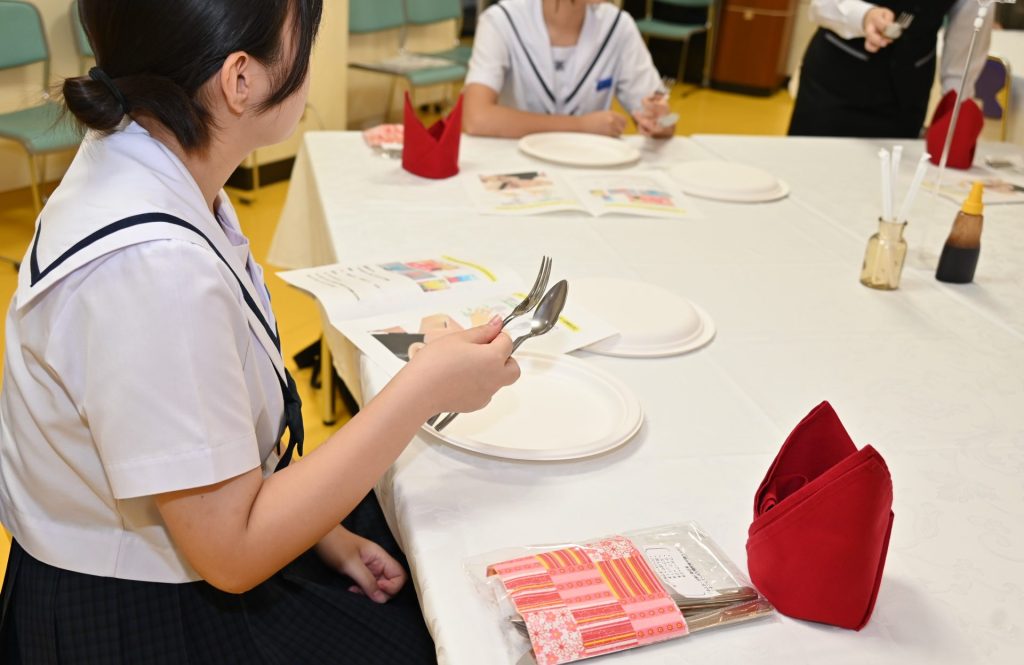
xmin=0 ymin=493 xmax=437 ymax=665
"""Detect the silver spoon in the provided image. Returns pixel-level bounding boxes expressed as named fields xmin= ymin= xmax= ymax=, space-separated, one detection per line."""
xmin=426 ymin=257 xmax=553 ymax=428
xmin=432 ymin=280 xmax=568 ymax=433
xmin=509 ymin=279 xmax=567 ymax=353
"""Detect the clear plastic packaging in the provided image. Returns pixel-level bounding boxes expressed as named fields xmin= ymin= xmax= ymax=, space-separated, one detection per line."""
xmin=466 ymin=522 xmax=775 ymax=665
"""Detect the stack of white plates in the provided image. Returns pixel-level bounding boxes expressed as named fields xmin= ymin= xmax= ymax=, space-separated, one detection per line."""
xmin=425 ymin=351 xmax=643 ymax=461
xmin=572 ymin=278 xmax=715 ymax=358
xmin=518 ymin=132 xmax=641 ymax=168
xmin=669 ymin=160 xmax=789 ymax=203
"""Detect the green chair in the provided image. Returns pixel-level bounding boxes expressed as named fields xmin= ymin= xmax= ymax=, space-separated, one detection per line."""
xmin=0 ymin=1 xmax=82 ymax=218
xmin=348 ymin=0 xmax=466 ymax=121
xmin=636 ymin=0 xmax=715 ymax=90
xmin=405 ymin=0 xmax=473 ymax=67
xmin=70 ymin=0 xmax=94 ymax=75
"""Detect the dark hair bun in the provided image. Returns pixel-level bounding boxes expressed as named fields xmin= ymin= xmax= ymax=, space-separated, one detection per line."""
xmin=62 ymin=75 xmax=126 ymax=132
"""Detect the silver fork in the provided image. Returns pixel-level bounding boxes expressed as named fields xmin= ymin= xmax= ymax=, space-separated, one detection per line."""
xmin=431 ymin=280 xmax=568 ymax=433
xmin=883 ymin=12 xmax=913 ymax=40
xmin=425 ymin=257 xmax=552 ymax=428
xmin=502 ymin=256 xmax=552 ymax=327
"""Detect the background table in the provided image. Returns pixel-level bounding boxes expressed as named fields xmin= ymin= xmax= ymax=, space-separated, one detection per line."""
xmin=270 ymin=132 xmax=1024 ymax=664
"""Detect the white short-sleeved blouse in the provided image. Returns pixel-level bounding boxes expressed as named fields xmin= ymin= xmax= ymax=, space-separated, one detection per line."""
xmin=0 ymin=123 xmax=285 ymax=583
xmin=466 ymin=0 xmax=662 ymax=116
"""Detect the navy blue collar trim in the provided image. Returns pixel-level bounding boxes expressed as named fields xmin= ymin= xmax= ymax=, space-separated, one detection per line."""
xmin=29 ymin=211 xmax=281 ymax=351
xmin=497 ymin=3 xmax=623 ymax=110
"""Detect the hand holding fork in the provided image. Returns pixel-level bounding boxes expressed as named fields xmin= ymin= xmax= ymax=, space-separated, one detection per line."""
xmin=426 ymin=256 xmax=552 ymax=430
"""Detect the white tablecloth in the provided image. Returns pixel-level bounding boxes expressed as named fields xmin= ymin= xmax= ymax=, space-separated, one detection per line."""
xmin=271 ymin=132 xmax=1024 ymax=665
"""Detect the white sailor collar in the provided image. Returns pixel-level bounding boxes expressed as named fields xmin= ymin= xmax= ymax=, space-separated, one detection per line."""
xmin=496 ymin=0 xmax=624 ymax=115
xmin=16 ymin=122 xmax=286 ymax=384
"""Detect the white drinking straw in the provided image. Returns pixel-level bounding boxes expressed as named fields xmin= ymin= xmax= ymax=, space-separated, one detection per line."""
xmin=891 ymin=145 xmax=903 ymax=200
xmin=879 ymin=149 xmax=892 ymax=221
xmin=897 ymin=153 xmax=931 ymax=223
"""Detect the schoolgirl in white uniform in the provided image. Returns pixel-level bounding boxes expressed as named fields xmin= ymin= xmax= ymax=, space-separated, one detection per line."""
xmin=464 ymin=0 xmax=677 ymax=138
xmin=0 ymin=1 xmax=519 ymax=663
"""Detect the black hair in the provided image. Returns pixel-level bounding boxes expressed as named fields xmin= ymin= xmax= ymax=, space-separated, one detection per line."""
xmin=63 ymin=0 xmax=323 ymax=152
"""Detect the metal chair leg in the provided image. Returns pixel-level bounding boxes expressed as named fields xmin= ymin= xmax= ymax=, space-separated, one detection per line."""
xmin=237 ymin=150 xmax=259 ymax=205
xmin=319 ymin=336 xmax=337 ymax=425
xmin=385 ymin=76 xmax=399 ymax=123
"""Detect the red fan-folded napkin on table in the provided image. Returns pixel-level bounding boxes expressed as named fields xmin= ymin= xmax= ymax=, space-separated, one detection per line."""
xmin=402 ymin=92 xmax=462 ymax=179
xmin=746 ymin=401 xmax=894 ymax=630
xmin=926 ymin=90 xmax=984 ymax=170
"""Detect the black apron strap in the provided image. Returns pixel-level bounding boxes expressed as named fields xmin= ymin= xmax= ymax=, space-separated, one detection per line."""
xmin=27 ymin=212 xmax=304 ymax=471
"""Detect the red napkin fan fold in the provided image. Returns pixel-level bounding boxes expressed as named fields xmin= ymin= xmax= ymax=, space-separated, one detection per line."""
xmin=747 ymin=401 xmax=894 ymax=630
xmin=926 ymin=90 xmax=984 ymax=170
xmin=402 ymin=92 xmax=462 ymax=179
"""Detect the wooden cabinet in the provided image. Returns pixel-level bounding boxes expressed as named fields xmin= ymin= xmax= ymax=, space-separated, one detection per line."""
xmin=711 ymin=0 xmax=798 ymax=95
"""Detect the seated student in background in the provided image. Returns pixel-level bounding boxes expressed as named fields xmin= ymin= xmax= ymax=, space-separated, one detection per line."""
xmin=789 ymin=0 xmax=993 ymax=138
xmin=464 ymin=0 xmax=677 ymax=138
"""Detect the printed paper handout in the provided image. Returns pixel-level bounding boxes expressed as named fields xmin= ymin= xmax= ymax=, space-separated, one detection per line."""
xmin=926 ymin=166 xmax=1024 ymax=205
xmin=467 ymin=169 xmax=702 ymax=219
xmin=279 ymin=256 xmax=617 ymax=377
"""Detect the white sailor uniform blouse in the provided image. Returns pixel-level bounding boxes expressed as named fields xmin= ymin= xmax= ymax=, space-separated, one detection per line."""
xmin=0 ymin=122 xmax=297 ymax=584
xmin=466 ymin=0 xmax=663 ymax=116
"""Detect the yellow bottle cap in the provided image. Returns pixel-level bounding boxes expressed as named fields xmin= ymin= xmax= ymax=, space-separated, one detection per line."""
xmin=961 ymin=181 xmax=984 ymax=216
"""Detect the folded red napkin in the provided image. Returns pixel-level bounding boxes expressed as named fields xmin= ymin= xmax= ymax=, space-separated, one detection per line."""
xmin=746 ymin=402 xmax=894 ymax=630
xmin=926 ymin=90 xmax=984 ymax=170
xmin=402 ymin=92 xmax=462 ymax=179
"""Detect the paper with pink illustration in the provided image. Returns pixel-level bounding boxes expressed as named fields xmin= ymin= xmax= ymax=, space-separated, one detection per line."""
xmin=335 ymin=291 xmax=617 ymax=377
xmin=467 ymin=170 xmax=702 ymax=219
xmin=278 ymin=256 xmax=517 ymax=323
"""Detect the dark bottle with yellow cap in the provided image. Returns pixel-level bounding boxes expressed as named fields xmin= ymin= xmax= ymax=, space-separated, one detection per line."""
xmin=936 ymin=182 xmax=984 ymax=284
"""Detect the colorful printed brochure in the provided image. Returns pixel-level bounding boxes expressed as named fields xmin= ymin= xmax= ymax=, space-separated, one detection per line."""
xmin=279 ymin=256 xmax=617 ymax=376
xmin=466 ymin=170 xmax=703 ymax=219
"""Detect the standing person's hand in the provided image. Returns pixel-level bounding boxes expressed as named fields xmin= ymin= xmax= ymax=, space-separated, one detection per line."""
xmin=316 ymin=526 xmax=407 ymax=603
xmin=633 ymin=94 xmax=675 ymax=138
xmin=580 ymin=110 xmax=628 ymax=137
xmin=863 ymin=7 xmax=895 ymax=53
xmin=403 ymin=316 xmax=520 ymax=415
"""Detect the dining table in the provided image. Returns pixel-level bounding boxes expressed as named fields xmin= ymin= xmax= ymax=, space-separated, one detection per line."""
xmin=269 ymin=130 xmax=1024 ymax=665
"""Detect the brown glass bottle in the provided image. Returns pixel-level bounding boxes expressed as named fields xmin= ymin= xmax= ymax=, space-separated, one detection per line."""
xmin=936 ymin=182 xmax=983 ymax=284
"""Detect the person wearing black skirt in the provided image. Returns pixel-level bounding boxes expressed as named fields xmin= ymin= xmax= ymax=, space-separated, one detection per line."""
xmin=0 ymin=2 xmax=521 ymax=663
xmin=788 ymin=0 xmax=994 ymax=138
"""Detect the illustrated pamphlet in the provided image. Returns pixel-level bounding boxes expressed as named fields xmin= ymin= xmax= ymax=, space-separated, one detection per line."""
xmin=279 ymin=256 xmax=617 ymax=377
xmin=466 ymin=169 xmax=703 ymax=219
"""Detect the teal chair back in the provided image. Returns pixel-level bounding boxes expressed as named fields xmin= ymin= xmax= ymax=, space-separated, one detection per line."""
xmin=405 ymin=0 xmax=461 ymax=26
xmin=0 ymin=1 xmax=48 ymax=72
xmin=70 ymin=1 xmax=94 ymax=58
xmin=349 ymin=0 xmax=405 ymax=34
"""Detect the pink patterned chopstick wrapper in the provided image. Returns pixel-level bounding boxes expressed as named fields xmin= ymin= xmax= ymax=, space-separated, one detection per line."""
xmin=487 ymin=536 xmax=687 ymax=664
xmin=362 ymin=124 xmax=404 ymax=147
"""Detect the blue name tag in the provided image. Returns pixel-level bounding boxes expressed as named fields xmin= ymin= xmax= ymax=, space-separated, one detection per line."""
xmin=596 ymin=76 xmax=613 ymax=91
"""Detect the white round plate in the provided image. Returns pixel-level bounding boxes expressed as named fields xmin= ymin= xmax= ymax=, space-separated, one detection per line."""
xmin=424 ymin=351 xmax=643 ymax=461
xmin=669 ymin=161 xmax=789 ymax=203
xmin=518 ymin=132 xmax=641 ymax=168
xmin=574 ymin=278 xmax=716 ymax=358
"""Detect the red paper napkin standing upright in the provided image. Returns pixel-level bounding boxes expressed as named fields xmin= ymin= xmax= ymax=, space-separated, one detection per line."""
xmin=926 ymin=90 xmax=984 ymax=170
xmin=402 ymin=92 xmax=462 ymax=179
xmin=746 ymin=402 xmax=894 ymax=630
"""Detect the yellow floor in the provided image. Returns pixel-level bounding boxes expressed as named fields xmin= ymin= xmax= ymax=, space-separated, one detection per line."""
xmin=0 ymin=84 xmax=794 ymax=585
